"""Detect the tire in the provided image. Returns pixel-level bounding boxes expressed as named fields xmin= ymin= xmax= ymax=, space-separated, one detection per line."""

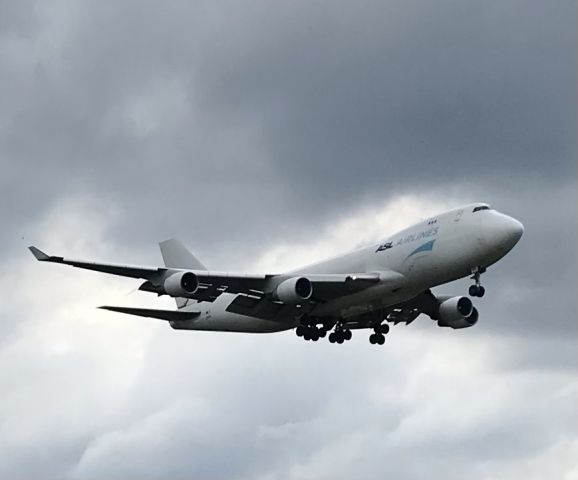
xmin=344 ymin=330 xmax=352 ymax=341
xmin=469 ymin=285 xmax=479 ymax=297
xmin=310 ymin=330 xmax=319 ymax=341
xmin=303 ymin=331 xmax=311 ymax=341
xmin=369 ymin=334 xmax=377 ymax=344
xmin=328 ymin=332 xmax=335 ymax=343
xmin=318 ymin=329 xmax=327 ymax=338
xmin=376 ymin=334 xmax=385 ymax=345
xmin=336 ymin=336 xmax=344 ymax=344
xmin=478 ymin=286 xmax=486 ymax=297
xmin=380 ymin=324 xmax=390 ymax=334
xmin=296 ymin=326 xmax=305 ymax=337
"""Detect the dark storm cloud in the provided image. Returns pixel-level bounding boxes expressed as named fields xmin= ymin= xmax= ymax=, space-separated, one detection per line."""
xmin=0 ymin=0 xmax=576 ymax=479
xmin=1 ymin=0 xmax=575 ymax=258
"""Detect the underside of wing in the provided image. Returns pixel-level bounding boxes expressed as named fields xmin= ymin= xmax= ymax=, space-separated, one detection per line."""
xmin=305 ymin=273 xmax=381 ymax=301
xmin=225 ymin=293 xmax=312 ymax=321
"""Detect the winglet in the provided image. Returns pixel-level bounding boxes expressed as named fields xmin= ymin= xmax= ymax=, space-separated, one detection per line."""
xmin=28 ymin=246 xmax=51 ymax=261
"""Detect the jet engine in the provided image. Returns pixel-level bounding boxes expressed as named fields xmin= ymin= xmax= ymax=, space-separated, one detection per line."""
xmin=437 ymin=296 xmax=478 ymax=329
xmin=163 ymin=271 xmax=199 ymax=297
xmin=274 ymin=277 xmax=313 ymax=303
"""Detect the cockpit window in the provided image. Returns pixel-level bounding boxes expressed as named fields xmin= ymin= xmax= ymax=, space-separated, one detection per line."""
xmin=473 ymin=206 xmax=491 ymax=213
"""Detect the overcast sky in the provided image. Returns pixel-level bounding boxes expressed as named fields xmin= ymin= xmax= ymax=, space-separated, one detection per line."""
xmin=0 ymin=1 xmax=576 ymax=479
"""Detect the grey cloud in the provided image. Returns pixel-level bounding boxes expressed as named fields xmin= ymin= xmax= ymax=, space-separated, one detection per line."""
xmin=1 ymin=0 xmax=575 ymax=256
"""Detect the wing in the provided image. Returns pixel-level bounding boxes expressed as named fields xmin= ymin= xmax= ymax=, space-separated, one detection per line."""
xmin=29 ymin=246 xmax=163 ymax=279
xmin=338 ymin=290 xmax=439 ymax=330
xmin=225 ymin=272 xmax=399 ymax=321
xmin=28 ymin=246 xmax=269 ymax=298
xmin=29 ymin=246 xmax=390 ymax=319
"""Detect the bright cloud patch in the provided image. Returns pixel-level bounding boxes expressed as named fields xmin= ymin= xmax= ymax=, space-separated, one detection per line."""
xmin=0 ymin=193 xmax=575 ymax=480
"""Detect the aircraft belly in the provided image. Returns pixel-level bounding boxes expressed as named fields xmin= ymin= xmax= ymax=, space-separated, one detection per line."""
xmin=311 ymin=282 xmax=420 ymax=319
xmin=173 ymin=296 xmax=295 ymax=333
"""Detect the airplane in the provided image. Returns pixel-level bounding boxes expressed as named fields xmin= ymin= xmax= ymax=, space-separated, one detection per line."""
xmin=28 ymin=203 xmax=523 ymax=345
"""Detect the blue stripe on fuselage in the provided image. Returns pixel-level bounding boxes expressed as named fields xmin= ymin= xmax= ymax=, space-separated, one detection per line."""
xmin=404 ymin=239 xmax=436 ymax=261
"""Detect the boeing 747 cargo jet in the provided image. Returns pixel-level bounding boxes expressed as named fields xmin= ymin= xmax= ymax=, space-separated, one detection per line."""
xmin=29 ymin=203 xmax=523 ymax=345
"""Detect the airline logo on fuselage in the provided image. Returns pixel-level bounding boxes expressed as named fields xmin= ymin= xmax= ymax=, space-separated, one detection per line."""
xmin=396 ymin=226 xmax=439 ymax=246
xmin=376 ymin=227 xmax=439 ymax=253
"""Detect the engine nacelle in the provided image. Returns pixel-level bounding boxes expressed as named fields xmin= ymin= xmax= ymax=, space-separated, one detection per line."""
xmin=274 ymin=277 xmax=313 ymax=303
xmin=437 ymin=296 xmax=478 ymax=329
xmin=163 ymin=271 xmax=199 ymax=297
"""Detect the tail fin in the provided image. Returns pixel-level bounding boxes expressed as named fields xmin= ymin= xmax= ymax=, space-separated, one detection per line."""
xmin=159 ymin=238 xmax=206 ymax=308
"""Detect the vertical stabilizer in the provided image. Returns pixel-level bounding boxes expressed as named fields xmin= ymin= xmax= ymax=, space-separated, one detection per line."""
xmin=159 ymin=239 xmax=206 ymax=308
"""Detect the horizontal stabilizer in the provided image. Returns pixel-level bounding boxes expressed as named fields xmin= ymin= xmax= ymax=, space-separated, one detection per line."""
xmin=98 ymin=306 xmax=200 ymax=322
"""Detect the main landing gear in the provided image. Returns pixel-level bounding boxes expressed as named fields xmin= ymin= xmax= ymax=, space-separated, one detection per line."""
xmin=328 ymin=327 xmax=352 ymax=344
xmin=295 ymin=315 xmax=391 ymax=345
xmin=295 ymin=315 xmax=331 ymax=342
xmin=469 ymin=266 xmax=486 ymax=297
xmin=295 ymin=315 xmax=354 ymax=343
xmin=369 ymin=323 xmax=389 ymax=345
xmin=295 ymin=324 xmax=327 ymax=341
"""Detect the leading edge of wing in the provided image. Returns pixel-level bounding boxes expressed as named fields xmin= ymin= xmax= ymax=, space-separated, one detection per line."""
xmin=98 ymin=306 xmax=200 ymax=322
xmin=29 ymin=245 xmax=163 ymax=279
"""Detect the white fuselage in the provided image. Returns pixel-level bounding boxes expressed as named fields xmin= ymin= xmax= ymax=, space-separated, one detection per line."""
xmin=175 ymin=204 xmax=523 ymax=333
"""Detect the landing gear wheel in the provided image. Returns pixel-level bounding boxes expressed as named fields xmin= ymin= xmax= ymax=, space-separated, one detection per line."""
xmin=376 ymin=334 xmax=385 ymax=345
xmin=328 ymin=332 xmax=336 ymax=343
xmin=469 ymin=285 xmax=486 ymax=297
xmin=369 ymin=333 xmax=377 ymax=344
xmin=375 ymin=324 xmax=389 ymax=335
xmin=336 ymin=335 xmax=344 ymax=344
xmin=343 ymin=329 xmax=352 ymax=341
xmin=310 ymin=329 xmax=319 ymax=341
xmin=296 ymin=326 xmax=305 ymax=337
xmin=469 ymin=266 xmax=486 ymax=297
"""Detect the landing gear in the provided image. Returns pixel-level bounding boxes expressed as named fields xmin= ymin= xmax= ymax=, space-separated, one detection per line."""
xmin=369 ymin=323 xmax=388 ymax=345
xmin=469 ymin=266 xmax=486 ymax=298
xmin=298 ymin=326 xmax=325 ymax=341
xmin=374 ymin=323 xmax=389 ymax=335
xmin=468 ymin=285 xmax=485 ymax=297
xmin=296 ymin=315 xmax=329 ymax=342
xmin=328 ymin=325 xmax=352 ymax=344
xmin=369 ymin=333 xmax=385 ymax=345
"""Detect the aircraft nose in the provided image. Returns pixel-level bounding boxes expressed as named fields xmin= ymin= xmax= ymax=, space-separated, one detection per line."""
xmin=486 ymin=214 xmax=524 ymax=252
xmin=507 ymin=217 xmax=524 ymax=244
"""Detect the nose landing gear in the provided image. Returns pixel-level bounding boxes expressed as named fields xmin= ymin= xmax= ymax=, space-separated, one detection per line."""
xmin=469 ymin=266 xmax=486 ymax=297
